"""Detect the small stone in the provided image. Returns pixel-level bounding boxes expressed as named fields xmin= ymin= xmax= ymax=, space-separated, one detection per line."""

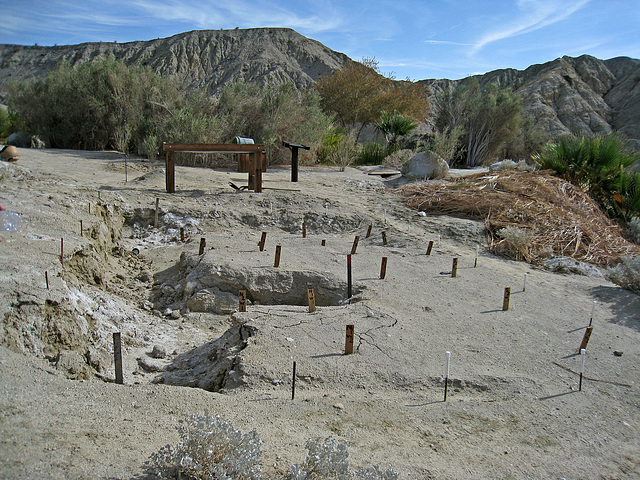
xmin=170 ymin=310 xmax=181 ymax=319
xmin=149 ymin=345 xmax=167 ymax=359
xmin=333 ymin=403 xmax=344 ymax=410
xmin=613 ymin=351 xmax=623 ymax=356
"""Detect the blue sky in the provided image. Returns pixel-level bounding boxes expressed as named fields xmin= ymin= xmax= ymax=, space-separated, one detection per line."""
xmin=1 ymin=0 xmax=638 ymax=80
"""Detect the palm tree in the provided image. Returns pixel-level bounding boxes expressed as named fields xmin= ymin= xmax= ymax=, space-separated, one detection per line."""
xmin=375 ymin=111 xmax=417 ymax=152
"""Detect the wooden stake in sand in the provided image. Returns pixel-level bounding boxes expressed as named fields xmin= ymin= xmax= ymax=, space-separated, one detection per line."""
xmin=239 ymin=290 xmax=247 ymax=312
xmin=589 ymin=300 xmax=597 ymax=327
xmin=345 ymin=324 xmax=354 ymax=354
xmin=578 ymin=326 xmax=593 ymax=352
xmin=523 ymin=273 xmax=529 ymax=292
xmin=380 ymin=257 xmax=388 ymax=279
xmin=426 ymin=240 xmax=434 ymax=256
xmin=302 ymin=221 xmax=307 ymax=238
xmin=60 ymin=238 xmax=64 ymax=264
xmin=259 ymin=231 xmax=267 ymax=251
xmin=347 ymin=254 xmax=352 ymax=303
xmin=199 ymin=238 xmax=206 ymax=255
xmin=307 ymin=288 xmax=316 ymax=313
xmin=274 ymin=245 xmax=282 ymax=267
xmin=321 ymin=239 xmax=326 ymax=246
xmin=382 ymin=231 xmax=388 ymax=246
xmin=451 ymin=258 xmax=458 ymax=278
xmin=113 ymin=332 xmax=123 ymax=385
xmin=88 ymin=203 xmax=91 ymax=214
xmin=503 ymin=287 xmax=511 ymax=311
xmin=291 ymin=360 xmax=297 ymax=400
xmin=579 ymin=348 xmax=586 ymax=391
xmin=366 ymin=224 xmax=372 ymax=238
xmin=154 ymin=198 xmax=159 ymax=228
xmin=180 ymin=227 xmax=185 ymax=243
xmin=474 ymin=245 xmax=479 ymax=267
xmin=444 ymin=351 xmax=451 ymax=402
xmin=80 ymin=220 xmax=83 ymax=237
xmin=351 ymin=235 xmax=360 ymax=255
xmin=45 ymin=271 xmax=49 ymax=290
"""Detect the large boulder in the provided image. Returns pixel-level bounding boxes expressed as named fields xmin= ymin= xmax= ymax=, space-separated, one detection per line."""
xmin=7 ymin=132 xmax=31 ymax=148
xmin=401 ymin=151 xmax=449 ymax=180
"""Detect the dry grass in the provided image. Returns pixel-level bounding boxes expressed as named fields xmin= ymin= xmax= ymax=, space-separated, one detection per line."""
xmin=397 ymin=170 xmax=640 ymax=266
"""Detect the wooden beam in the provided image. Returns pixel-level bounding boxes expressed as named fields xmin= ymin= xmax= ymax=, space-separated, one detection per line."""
xmin=163 ymin=142 xmax=265 ymax=153
xmin=166 ymin=150 xmax=175 ymax=193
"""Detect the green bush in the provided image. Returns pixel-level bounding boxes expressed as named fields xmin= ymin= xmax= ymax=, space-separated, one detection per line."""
xmin=534 ymin=134 xmax=640 ymax=220
xmin=356 ymin=142 xmax=387 ymax=165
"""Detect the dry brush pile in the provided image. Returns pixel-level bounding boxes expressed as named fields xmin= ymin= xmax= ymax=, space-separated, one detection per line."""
xmin=397 ymin=170 xmax=640 ymax=267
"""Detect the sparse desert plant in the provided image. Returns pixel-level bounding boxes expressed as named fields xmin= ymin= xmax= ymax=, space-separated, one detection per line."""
xmin=382 ymin=149 xmax=415 ymax=169
xmin=608 ymin=255 xmax=640 ymax=292
xmin=149 ymin=412 xmax=263 ymax=480
xmin=494 ymin=226 xmax=533 ymax=261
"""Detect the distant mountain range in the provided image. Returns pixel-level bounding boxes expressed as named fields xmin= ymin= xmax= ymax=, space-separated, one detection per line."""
xmin=1 ymin=28 xmax=639 ymax=148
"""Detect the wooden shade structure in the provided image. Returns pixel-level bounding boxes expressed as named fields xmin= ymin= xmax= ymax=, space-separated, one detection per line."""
xmin=162 ymin=142 xmax=266 ymax=193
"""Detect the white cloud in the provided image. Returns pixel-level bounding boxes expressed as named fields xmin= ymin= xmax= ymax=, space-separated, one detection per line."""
xmin=469 ymin=0 xmax=591 ymax=55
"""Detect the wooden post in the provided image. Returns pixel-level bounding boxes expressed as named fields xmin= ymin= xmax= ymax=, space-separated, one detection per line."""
xmin=60 ymin=238 xmax=64 ymax=264
xmin=351 ymin=235 xmax=360 ymax=255
xmin=347 ymin=254 xmax=352 ymax=303
xmin=80 ymin=220 xmax=83 ymax=237
xmin=426 ymin=240 xmax=434 ymax=256
xmin=302 ymin=221 xmax=306 ymax=238
xmin=180 ymin=227 xmax=185 ymax=243
xmin=578 ymin=326 xmax=593 ymax=352
xmin=166 ymin=150 xmax=175 ymax=193
xmin=154 ymin=198 xmax=159 ymax=228
xmin=238 ymin=290 xmax=247 ymax=312
xmin=366 ymin=224 xmax=372 ymax=238
xmin=255 ymin=167 xmax=263 ymax=193
xmin=307 ymin=288 xmax=316 ymax=313
xmin=382 ymin=231 xmax=388 ymax=246
xmin=380 ymin=257 xmax=388 ymax=279
xmin=113 ymin=332 xmax=123 ymax=385
xmin=274 ymin=245 xmax=281 ymax=267
xmin=259 ymin=232 xmax=267 ymax=251
xmin=503 ymin=287 xmax=511 ymax=311
xmin=45 ymin=271 xmax=49 ymax=290
xmin=291 ymin=360 xmax=297 ymax=400
xmin=199 ymin=238 xmax=206 ymax=255
xmin=291 ymin=147 xmax=299 ymax=182
xmin=444 ymin=351 xmax=451 ymax=402
xmin=345 ymin=324 xmax=354 ymax=354
xmin=579 ymin=348 xmax=586 ymax=391
xmin=451 ymin=258 xmax=458 ymax=278
xmin=321 ymin=239 xmax=326 ymax=246
xmin=88 ymin=203 xmax=91 ymax=214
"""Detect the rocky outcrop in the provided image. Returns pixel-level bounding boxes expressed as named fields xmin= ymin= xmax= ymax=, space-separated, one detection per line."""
xmin=422 ymin=55 xmax=640 ymax=148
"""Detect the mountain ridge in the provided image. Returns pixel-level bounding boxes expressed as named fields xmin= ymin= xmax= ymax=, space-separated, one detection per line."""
xmin=1 ymin=28 xmax=639 ymax=146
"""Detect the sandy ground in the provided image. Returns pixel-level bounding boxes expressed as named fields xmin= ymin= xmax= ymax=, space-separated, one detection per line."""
xmin=0 ymin=148 xmax=638 ymax=480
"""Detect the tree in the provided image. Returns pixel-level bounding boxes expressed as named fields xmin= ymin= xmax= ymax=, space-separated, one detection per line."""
xmin=436 ymin=79 xmax=523 ymax=167
xmin=315 ymin=59 xmax=428 ymax=141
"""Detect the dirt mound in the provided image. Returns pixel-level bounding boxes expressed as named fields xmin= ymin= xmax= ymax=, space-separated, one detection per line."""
xmin=397 ymin=170 xmax=640 ymax=266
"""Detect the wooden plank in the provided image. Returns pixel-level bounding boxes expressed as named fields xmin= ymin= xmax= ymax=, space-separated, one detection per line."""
xmin=307 ymin=288 xmax=316 ymax=313
xmin=163 ymin=143 xmax=264 ymax=153
xmin=239 ymin=290 xmax=247 ymax=312
xmin=345 ymin=325 xmax=354 ymax=354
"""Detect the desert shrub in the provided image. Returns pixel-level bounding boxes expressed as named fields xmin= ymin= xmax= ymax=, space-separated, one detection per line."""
xmin=287 ymin=437 xmax=351 ymax=479
xmin=324 ymin=131 xmax=360 ymax=171
xmin=608 ymin=256 xmax=640 ymax=292
xmin=383 ymin=149 xmax=415 ymax=169
xmin=495 ymin=226 xmax=532 ymax=261
xmin=356 ymin=142 xmax=387 ymax=165
xmin=149 ymin=413 xmax=263 ymax=480
xmin=150 ymin=414 xmax=405 ymax=480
